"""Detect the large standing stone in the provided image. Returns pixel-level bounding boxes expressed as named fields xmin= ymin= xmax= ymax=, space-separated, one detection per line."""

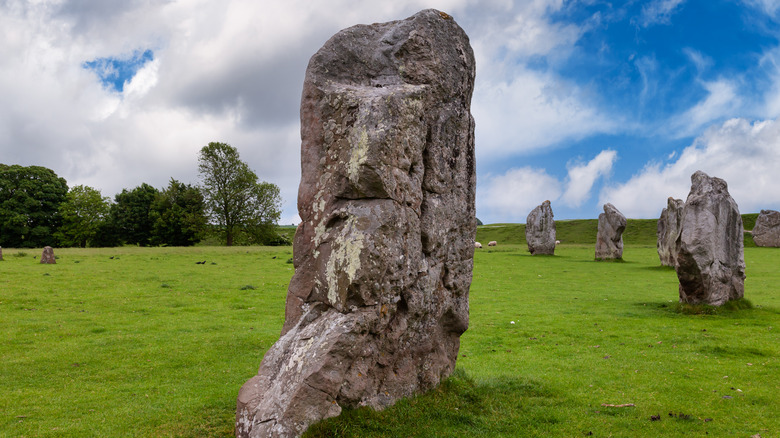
xmin=657 ymin=197 xmax=684 ymax=266
xmin=236 ymin=9 xmax=476 ymax=438
xmin=595 ymin=203 xmax=626 ymax=260
xmin=676 ymin=171 xmax=745 ymax=306
xmin=525 ymin=200 xmax=556 ymax=255
xmin=40 ymin=246 xmax=55 ymax=264
xmin=752 ymin=209 xmax=780 ymax=247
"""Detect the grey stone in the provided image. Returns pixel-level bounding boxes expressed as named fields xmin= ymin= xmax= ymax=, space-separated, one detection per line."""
xmin=595 ymin=203 xmax=626 ymax=260
xmin=657 ymin=197 xmax=684 ymax=266
xmin=752 ymin=209 xmax=780 ymax=247
xmin=525 ymin=200 xmax=556 ymax=255
xmin=40 ymin=246 xmax=55 ymax=264
xmin=676 ymin=171 xmax=745 ymax=306
xmin=236 ymin=9 xmax=476 ymax=438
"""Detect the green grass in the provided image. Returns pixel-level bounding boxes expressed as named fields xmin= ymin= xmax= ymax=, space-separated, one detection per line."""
xmin=2 ymin=227 xmax=779 ymax=437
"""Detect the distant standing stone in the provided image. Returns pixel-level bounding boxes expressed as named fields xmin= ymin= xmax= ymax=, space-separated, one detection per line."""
xmin=752 ymin=209 xmax=780 ymax=247
xmin=525 ymin=200 xmax=556 ymax=255
xmin=676 ymin=171 xmax=745 ymax=306
xmin=40 ymin=246 xmax=55 ymax=264
xmin=236 ymin=9 xmax=476 ymax=438
xmin=657 ymin=197 xmax=684 ymax=266
xmin=595 ymin=203 xmax=627 ymax=260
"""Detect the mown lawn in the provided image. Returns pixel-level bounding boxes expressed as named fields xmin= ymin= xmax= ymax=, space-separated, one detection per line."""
xmin=1 ymin=234 xmax=778 ymax=437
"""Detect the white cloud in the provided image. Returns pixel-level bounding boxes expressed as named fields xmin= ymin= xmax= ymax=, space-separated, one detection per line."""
xmin=742 ymin=0 xmax=780 ymax=16
xmin=478 ymin=150 xmax=616 ymax=223
xmin=0 ymin=0 xmax=477 ymax=223
xmin=672 ymin=79 xmax=740 ymax=137
xmin=478 ymin=167 xmax=563 ymax=223
xmin=473 ymin=71 xmax=617 ymax=161
xmin=600 ymin=117 xmax=780 ymax=218
xmin=637 ymin=0 xmax=686 ymax=27
xmin=561 ymin=150 xmax=617 ymax=207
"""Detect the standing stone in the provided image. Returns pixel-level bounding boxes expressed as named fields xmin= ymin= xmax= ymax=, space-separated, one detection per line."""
xmin=676 ymin=171 xmax=745 ymax=306
xmin=236 ymin=9 xmax=476 ymax=438
xmin=40 ymin=246 xmax=55 ymax=264
xmin=525 ymin=200 xmax=556 ymax=255
xmin=0 ymin=246 xmax=3 ymax=261
xmin=595 ymin=203 xmax=626 ymax=260
xmin=657 ymin=197 xmax=684 ymax=266
xmin=752 ymin=209 xmax=780 ymax=247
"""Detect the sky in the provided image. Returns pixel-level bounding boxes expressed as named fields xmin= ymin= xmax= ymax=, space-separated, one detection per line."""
xmin=3 ymin=0 xmax=780 ymax=225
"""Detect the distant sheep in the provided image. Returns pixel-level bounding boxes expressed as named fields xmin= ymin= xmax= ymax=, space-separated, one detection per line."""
xmin=555 ymin=240 xmax=561 ymax=245
xmin=474 ymin=241 xmax=482 ymax=249
xmin=488 ymin=241 xmax=497 ymax=247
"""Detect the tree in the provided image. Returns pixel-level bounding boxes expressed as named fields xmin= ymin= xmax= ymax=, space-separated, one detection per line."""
xmin=242 ymin=181 xmax=283 ymax=244
xmin=197 ymin=142 xmax=282 ymax=246
xmin=0 ymin=164 xmax=68 ymax=247
xmin=150 ymin=178 xmax=207 ymax=246
xmin=111 ymin=183 xmax=159 ymax=246
xmin=55 ymin=185 xmax=111 ymax=247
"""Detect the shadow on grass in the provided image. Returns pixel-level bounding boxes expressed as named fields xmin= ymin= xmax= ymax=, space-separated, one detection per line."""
xmin=635 ymin=299 xmax=756 ymax=316
xmin=303 ymin=368 xmax=561 ymax=437
xmin=637 ymin=265 xmax=676 ymax=272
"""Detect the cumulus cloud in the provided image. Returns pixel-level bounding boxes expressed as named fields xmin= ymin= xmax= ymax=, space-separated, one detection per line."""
xmin=473 ymin=71 xmax=617 ymax=161
xmin=0 ymin=0 xmax=475 ymax=222
xmin=467 ymin=1 xmax=616 ymax=161
xmin=561 ymin=150 xmax=617 ymax=207
xmin=478 ymin=150 xmax=616 ymax=223
xmin=478 ymin=167 xmax=563 ymax=223
xmin=600 ymin=117 xmax=780 ymax=218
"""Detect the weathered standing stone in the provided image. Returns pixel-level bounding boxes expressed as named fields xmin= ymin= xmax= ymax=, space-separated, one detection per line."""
xmin=525 ymin=200 xmax=556 ymax=255
xmin=657 ymin=197 xmax=684 ymax=266
xmin=236 ymin=9 xmax=476 ymax=438
xmin=752 ymin=209 xmax=780 ymax=247
xmin=595 ymin=203 xmax=626 ymax=260
xmin=676 ymin=171 xmax=745 ymax=306
xmin=40 ymin=246 xmax=55 ymax=264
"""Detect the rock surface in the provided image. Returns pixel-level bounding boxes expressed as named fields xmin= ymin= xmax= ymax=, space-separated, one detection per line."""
xmin=752 ymin=209 xmax=780 ymax=247
xmin=40 ymin=246 xmax=55 ymax=264
xmin=0 ymin=246 xmax=3 ymax=261
xmin=657 ymin=197 xmax=684 ymax=266
xmin=595 ymin=203 xmax=627 ymax=259
xmin=236 ymin=9 xmax=476 ymax=438
xmin=525 ymin=200 xmax=556 ymax=255
xmin=676 ymin=171 xmax=745 ymax=306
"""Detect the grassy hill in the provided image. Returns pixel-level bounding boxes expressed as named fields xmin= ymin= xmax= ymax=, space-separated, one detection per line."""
xmin=477 ymin=214 xmax=760 ymax=248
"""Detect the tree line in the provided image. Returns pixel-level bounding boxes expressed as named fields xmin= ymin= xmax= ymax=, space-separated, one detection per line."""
xmin=0 ymin=142 xmax=284 ymax=248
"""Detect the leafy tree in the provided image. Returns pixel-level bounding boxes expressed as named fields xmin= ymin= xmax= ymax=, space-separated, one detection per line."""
xmin=55 ymin=185 xmax=111 ymax=247
xmin=0 ymin=164 xmax=68 ymax=248
xmin=242 ymin=181 xmax=283 ymax=244
xmin=150 ymin=178 xmax=207 ymax=246
xmin=198 ymin=142 xmax=282 ymax=246
xmin=110 ymin=183 xmax=159 ymax=246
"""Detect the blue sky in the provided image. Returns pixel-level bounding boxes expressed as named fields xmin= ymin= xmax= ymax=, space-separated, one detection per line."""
xmin=3 ymin=0 xmax=780 ymax=225
xmin=84 ymin=49 xmax=154 ymax=93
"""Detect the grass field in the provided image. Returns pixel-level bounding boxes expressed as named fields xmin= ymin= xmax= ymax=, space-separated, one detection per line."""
xmin=1 ymin=219 xmax=778 ymax=437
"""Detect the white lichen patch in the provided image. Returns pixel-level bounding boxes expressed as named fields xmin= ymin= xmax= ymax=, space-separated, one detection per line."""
xmin=326 ymin=215 xmax=364 ymax=308
xmin=347 ymin=128 xmax=369 ymax=184
xmin=284 ymin=337 xmax=315 ymax=375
